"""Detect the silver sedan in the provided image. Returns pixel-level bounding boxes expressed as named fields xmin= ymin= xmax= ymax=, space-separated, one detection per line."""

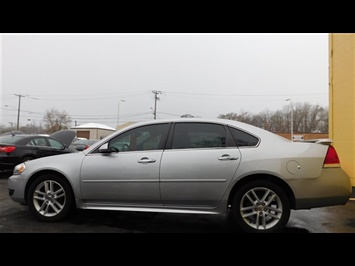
xmin=7 ymin=118 xmax=351 ymax=233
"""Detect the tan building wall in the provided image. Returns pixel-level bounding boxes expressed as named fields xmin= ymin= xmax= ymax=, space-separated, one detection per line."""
xmin=329 ymin=33 xmax=355 ymax=186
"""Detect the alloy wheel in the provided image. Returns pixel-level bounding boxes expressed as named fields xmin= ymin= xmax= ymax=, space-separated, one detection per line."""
xmin=32 ymin=180 xmax=67 ymax=217
xmin=240 ymin=187 xmax=283 ymax=230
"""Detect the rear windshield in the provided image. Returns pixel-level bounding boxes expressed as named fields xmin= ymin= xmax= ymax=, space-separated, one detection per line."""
xmin=0 ymin=135 xmax=26 ymax=144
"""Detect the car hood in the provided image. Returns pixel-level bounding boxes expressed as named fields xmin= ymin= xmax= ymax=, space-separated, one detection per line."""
xmin=50 ymin=130 xmax=77 ymax=147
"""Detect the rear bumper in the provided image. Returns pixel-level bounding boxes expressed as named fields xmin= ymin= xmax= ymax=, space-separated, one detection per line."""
xmin=295 ymin=196 xmax=349 ymax=209
xmin=350 ymin=187 xmax=355 ymax=198
xmin=291 ymin=167 xmax=352 ymax=210
xmin=0 ymin=162 xmax=16 ymax=173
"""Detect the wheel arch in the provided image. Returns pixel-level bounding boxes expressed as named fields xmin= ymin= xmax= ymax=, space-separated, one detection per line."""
xmin=18 ymin=153 xmax=37 ymax=163
xmin=228 ymin=174 xmax=296 ymax=209
xmin=24 ymin=170 xmax=76 ymax=207
xmin=19 ymin=154 xmax=36 ymax=161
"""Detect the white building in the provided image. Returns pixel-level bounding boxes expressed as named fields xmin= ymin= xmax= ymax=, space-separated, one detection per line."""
xmin=71 ymin=123 xmax=116 ymax=140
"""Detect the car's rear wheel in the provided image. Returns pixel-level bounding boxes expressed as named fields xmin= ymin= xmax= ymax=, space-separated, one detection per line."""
xmin=27 ymin=174 xmax=73 ymax=222
xmin=231 ymin=180 xmax=290 ymax=233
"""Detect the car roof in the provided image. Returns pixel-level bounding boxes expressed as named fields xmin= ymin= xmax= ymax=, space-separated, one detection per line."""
xmin=113 ymin=118 xmax=289 ymax=142
xmin=116 ymin=118 xmax=264 ymax=133
xmin=84 ymin=118 xmax=291 ymax=154
xmin=0 ymin=130 xmax=77 ymax=146
xmin=0 ymin=134 xmax=43 ymax=145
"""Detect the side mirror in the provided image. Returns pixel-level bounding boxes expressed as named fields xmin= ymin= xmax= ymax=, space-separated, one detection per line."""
xmin=98 ymin=143 xmax=119 ymax=153
xmin=98 ymin=143 xmax=111 ymax=153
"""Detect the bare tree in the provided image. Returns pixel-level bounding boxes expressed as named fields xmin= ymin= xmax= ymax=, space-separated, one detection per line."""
xmin=218 ymin=110 xmax=251 ymax=123
xmin=43 ymin=108 xmax=72 ymax=133
xmin=257 ymin=109 xmax=273 ymax=131
xmin=316 ymin=106 xmax=328 ymax=133
xmin=181 ymin=114 xmax=195 ymax=118
xmin=218 ymin=102 xmax=328 ymax=133
xmin=218 ymin=112 xmax=238 ymax=120
xmin=270 ymin=110 xmax=287 ymax=132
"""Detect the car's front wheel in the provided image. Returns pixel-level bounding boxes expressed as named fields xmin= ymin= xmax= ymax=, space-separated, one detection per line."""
xmin=27 ymin=174 xmax=74 ymax=222
xmin=231 ymin=180 xmax=290 ymax=233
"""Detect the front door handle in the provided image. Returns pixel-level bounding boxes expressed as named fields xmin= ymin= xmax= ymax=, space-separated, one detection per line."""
xmin=138 ymin=157 xmax=156 ymax=163
xmin=218 ymin=154 xmax=239 ymax=161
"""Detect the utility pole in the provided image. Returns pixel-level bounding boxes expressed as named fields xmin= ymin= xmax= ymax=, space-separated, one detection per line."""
xmin=14 ymin=94 xmax=25 ymax=130
xmin=13 ymin=94 xmax=38 ymax=130
xmin=152 ymin=90 xmax=162 ymax=120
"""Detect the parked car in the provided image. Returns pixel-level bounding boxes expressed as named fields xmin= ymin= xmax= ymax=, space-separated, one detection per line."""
xmin=70 ymin=139 xmax=99 ymax=151
xmin=0 ymin=130 xmax=77 ymax=173
xmin=7 ymin=119 xmax=351 ymax=233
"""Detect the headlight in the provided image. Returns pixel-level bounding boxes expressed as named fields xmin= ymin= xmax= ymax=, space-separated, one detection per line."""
xmin=13 ymin=163 xmax=26 ymax=175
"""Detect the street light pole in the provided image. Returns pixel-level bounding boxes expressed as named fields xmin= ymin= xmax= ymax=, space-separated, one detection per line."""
xmin=286 ymin=99 xmax=293 ymax=141
xmin=117 ymin=100 xmax=125 ymax=127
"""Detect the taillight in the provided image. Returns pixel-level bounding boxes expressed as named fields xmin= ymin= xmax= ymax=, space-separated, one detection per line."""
xmin=0 ymin=146 xmax=16 ymax=153
xmin=84 ymin=145 xmax=90 ymax=150
xmin=323 ymin=145 xmax=340 ymax=168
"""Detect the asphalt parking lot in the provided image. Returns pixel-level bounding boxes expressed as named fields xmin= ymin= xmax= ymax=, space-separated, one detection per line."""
xmin=1 ymin=173 xmax=355 ymax=233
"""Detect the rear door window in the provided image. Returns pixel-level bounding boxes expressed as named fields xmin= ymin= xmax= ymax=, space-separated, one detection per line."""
xmin=172 ymin=123 xmax=226 ymax=149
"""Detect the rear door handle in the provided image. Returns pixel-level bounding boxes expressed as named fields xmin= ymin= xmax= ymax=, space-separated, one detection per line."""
xmin=138 ymin=157 xmax=156 ymax=163
xmin=218 ymin=154 xmax=239 ymax=161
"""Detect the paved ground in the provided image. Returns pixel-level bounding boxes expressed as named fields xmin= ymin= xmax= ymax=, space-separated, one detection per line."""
xmin=1 ymin=173 xmax=355 ymax=233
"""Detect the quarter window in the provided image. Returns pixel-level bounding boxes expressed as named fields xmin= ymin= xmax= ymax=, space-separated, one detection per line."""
xmin=172 ymin=123 xmax=226 ymax=149
xmin=229 ymin=127 xmax=259 ymax=147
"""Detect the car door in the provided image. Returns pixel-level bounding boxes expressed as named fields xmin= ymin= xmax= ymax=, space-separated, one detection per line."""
xmin=46 ymin=138 xmax=69 ymax=155
xmin=80 ymin=123 xmax=171 ymax=206
xmin=159 ymin=122 xmax=241 ymax=207
xmin=30 ymin=137 xmax=55 ymax=158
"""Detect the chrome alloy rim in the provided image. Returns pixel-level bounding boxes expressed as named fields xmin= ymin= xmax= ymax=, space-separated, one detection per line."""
xmin=32 ymin=180 xmax=66 ymax=217
xmin=240 ymin=187 xmax=283 ymax=230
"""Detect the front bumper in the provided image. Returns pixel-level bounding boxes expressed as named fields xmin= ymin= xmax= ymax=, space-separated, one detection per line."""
xmin=7 ymin=173 xmax=28 ymax=204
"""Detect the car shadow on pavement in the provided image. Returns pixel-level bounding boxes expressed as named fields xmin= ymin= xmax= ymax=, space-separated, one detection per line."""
xmin=66 ymin=209 xmax=310 ymax=233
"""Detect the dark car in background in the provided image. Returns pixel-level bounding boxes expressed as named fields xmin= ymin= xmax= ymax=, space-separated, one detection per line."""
xmin=0 ymin=130 xmax=77 ymax=173
xmin=70 ymin=139 xmax=99 ymax=151
xmin=0 ymin=131 xmax=24 ymax=136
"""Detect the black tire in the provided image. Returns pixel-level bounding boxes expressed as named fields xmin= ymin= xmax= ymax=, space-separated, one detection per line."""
xmin=230 ymin=180 xmax=290 ymax=233
xmin=27 ymin=174 xmax=74 ymax=222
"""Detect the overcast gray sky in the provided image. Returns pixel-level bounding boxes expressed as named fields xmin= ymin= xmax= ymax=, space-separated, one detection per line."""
xmin=0 ymin=33 xmax=329 ymax=128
